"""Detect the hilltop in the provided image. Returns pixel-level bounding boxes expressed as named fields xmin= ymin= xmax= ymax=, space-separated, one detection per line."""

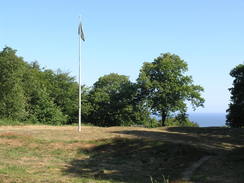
xmin=0 ymin=126 xmax=243 ymax=183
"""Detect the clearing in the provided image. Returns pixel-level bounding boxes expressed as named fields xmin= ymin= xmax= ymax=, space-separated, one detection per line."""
xmin=0 ymin=125 xmax=243 ymax=183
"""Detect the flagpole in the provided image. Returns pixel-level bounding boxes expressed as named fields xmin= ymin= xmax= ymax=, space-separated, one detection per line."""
xmin=78 ymin=18 xmax=82 ymax=132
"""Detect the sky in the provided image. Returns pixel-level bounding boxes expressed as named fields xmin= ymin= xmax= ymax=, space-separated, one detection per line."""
xmin=1 ymin=0 xmax=244 ymax=114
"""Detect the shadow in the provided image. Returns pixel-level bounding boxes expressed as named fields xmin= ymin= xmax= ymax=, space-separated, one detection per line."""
xmin=192 ymin=147 xmax=244 ymax=183
xmin=64 ymin=138 xmax=210 ymax=183
xmin=167 ymin=127 xmax=244 ymax=137
xmin=111 ymin=128 xmax=244 ymax=153
xmin=167 ymin=127 xmax=244 ymax=146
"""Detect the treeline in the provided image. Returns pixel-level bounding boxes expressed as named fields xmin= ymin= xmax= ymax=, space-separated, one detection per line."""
xmin=0 ymin=47 xmax=205 ymax=126
xmin=0 ymin=47 xmax=78 ymax=125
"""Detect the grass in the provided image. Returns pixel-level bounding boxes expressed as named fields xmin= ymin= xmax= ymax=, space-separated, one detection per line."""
xmin=0 ymin=125 xmax=243 ymax=183
xmin=67 ymin=138 xmax=208 ymax=182
xmin=150 ymin=176 xmax=169 ymax=183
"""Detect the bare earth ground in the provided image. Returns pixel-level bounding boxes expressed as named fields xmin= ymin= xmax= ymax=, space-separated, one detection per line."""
xmin=0 ymin=125 xmax=243 ymax=183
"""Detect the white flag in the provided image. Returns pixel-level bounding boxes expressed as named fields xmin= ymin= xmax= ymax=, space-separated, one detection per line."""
xmin=78 ymin=22 xmax=85 ymax=41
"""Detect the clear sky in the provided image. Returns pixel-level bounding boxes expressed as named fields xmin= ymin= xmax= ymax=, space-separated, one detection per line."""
xmin=1 ymin=0 xmax=244 ymax=113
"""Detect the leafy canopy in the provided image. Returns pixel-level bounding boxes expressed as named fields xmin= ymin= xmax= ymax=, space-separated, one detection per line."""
xmin=137 ymin=53 xmax=204 ymax=126
xmin=88 ymin=73 xmax=149 ymax=126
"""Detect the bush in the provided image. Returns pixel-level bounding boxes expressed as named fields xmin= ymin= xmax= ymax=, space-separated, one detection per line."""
xmin=165 ymin=118 xmax=199 ymax=127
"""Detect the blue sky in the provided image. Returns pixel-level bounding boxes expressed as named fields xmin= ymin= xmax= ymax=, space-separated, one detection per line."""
xmin=1 ymin=0 xmax=244 ymax=113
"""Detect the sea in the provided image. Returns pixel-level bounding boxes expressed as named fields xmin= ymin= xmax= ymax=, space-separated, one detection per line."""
xmin=188 ymin=113 xmax=226 ymax=127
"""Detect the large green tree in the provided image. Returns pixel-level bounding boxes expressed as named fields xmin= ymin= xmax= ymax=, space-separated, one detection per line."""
xmin=22 ymin=65 xmax=67 ymax=124
xmin=226 ymin=64 xmax=244 ymax=128
xmin=89 ymin=73 xmax=149 ymax=126
xmin=41 ymin=69 xmax=80 ymax=124
xmin=137 ymin=53 xmax=205 ymax=126
xmin=0 ymin=47 xmax=27 ymax=120
xmin=0 ymin=47 xmax=74 ymax=124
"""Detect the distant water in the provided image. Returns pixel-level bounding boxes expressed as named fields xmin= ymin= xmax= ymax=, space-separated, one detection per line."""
xmin=188 ymin=113 xmax=226 ymax=127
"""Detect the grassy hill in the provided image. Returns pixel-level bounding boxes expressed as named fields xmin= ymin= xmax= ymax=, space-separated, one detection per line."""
xmin=0 ymin=126 xmax=243 ymax=183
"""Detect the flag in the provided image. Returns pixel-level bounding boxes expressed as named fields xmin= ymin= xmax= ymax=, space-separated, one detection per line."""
xmin=78 ymin=22 xmax=85 ymax=41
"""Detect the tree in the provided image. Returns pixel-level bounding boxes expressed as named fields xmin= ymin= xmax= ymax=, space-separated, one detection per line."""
xmin=137 ymin=53 xmax=205 ymax=126
xmin=22 ymin=62 xmax=67 ymax=124
xmin=0 ymin=47 xmax=28 ymax=120
xmin=226 ymin=64 xmax=244 ymax=128
xmin=0 ymin=46 xmax=94 ymax=125
xmin=88 ymin=73 xmax=149 ymax=126
xmin=0 ymin=46 xmax=89 ymax=124
xmin=41 ymin=69 xmax=80 ymax=124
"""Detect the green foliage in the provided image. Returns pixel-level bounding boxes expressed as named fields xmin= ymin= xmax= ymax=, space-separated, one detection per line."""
xmin=41 ymin=69 xmax=79 ymax=124
xmin=165 ymin=118 xmax=199 ymax=127
xmin=137 ymin=53 xmax=205 ymax=126
xmin=0 ymin=47 xmax=203 ymax=127
xmin=80 ymin=86 xmax=94 ymax=122
xmin=0 ymin=119 xmax=23 ymax=126
xmin=28 ymin=89 xmax=67 ymax=125
xmin=142 ymin=118 xmax=160 ymax=128
xmin=0 ymin=47 xmax=28 ymax=120
xmin=226 ymin=64 xmax=244 ymax=127
xmin=0 ymin=47 xmax=72 ymax=125
xmin=88 ymin=73 xmax=149 ymax=126
xmin=143 ymin=115 xmax=199 ymax=128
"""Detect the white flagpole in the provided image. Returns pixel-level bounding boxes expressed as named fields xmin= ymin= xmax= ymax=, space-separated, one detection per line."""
xmin=78 ymin=17 xmax=82 ymax=132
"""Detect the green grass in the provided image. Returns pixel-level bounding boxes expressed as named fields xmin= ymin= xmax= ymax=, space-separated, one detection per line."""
xmin=0 ymin=164 xmax=27 ymax=175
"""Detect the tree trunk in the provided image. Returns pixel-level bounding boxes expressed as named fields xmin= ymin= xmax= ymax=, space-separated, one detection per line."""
xmin=161 ymin=111 xmax=167 ymax=126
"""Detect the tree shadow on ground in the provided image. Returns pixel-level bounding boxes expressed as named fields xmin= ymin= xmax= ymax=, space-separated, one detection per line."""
xmin=111 ymin=128 xmax=244 ymax=153
xmin=166 ymin=127 xmax=244 ymax=138
xmin=192 ymin=147 xmax=244 ymax=183
xmin=167 ymin=127 xmax=244 ymax=149
xmin=64 ymin=138 xmax=209 ymax=183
